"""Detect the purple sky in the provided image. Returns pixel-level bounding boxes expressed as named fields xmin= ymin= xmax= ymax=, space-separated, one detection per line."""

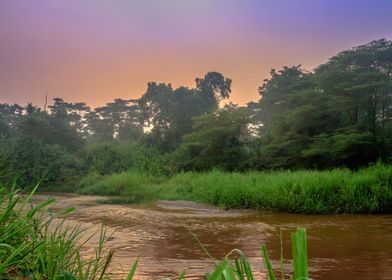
xmin=1 ymin=0 xmax=392 ymax=107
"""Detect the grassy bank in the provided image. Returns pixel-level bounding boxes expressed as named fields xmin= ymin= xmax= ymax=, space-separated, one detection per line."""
xmin=78 ymin=164 xmax=392 ymax=214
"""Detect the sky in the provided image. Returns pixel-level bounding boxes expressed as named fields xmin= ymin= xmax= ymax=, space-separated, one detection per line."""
xmin=1 ymin=0 xmax=392 ymax=108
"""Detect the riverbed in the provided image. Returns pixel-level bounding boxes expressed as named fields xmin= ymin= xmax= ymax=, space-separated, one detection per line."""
xmin=32 ymin=193 xmax=392 ymax=279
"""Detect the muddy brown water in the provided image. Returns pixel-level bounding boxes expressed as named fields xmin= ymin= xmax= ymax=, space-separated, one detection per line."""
xmin=32 ymin=193 xmax=392 ymax=280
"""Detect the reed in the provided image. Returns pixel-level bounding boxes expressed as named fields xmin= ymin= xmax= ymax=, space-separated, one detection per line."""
xmin=0 ymin=183 xmax=115 ymax=279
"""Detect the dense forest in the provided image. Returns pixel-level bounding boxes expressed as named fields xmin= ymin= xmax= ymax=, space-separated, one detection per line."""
xmin=1 ymin=39 xmax=392 ymax=189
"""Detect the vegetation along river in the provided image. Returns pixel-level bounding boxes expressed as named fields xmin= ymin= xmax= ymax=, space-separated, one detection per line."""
xmin=32 ymin=193 xmax=392 ymax=280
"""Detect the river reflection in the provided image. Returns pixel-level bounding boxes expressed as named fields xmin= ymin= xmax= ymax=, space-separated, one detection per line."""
xmin=32 ymin=194 xmax=392 ymax=280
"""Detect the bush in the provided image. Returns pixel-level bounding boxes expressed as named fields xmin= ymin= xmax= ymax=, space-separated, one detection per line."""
xmin=78 ymin=171 xmax=164 ymax=203
xmin=81 ymin=141 xmax=165 ymax=176
xmin=81 ymin=140 xmax=134 ymax=175
xmin=0 ymin=136 xmax=81 ymax=189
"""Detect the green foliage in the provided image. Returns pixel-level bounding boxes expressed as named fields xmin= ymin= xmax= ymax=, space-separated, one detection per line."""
xmin=0 ymin=115 xmax=8 ymax=137
xmin=48 ymin=98 xmax=87 ymax=148
xmin=169 ymin=105 xmax=251 ymax=172
xmin=302 ymin=128 xmax=378 ymax=168
xmin=0 ymin=103 xmax=24 ymax=130
xmin=77 ymin=172 xmax=104 ymax=190
xmin=79 ymin=164 xmax=392 ymax=214
xmin=78 ymin=171 xmax=163 ymax=203
xmin=2 ymin=39 xmax=392 ymax=192
xmin=0 ymin=185 xmax=115 ymax=279
xmin=195 ymin=71 xmax=232 ymax=111
xmin=90 ymin=98 xmax=143 ymax=141
xmin=291 ymin=228 xmax=308 ymax=280
xmin=81 ymin=140 xmax=164 ymax=176
xmin=256 ymin=39 xmax=392 ymax=169
xmin=17 ymin=110 xmax=83 ymax=152
xmin=261 ymin=228 xmax=309 ymax=280
xmin=0 ymin=110 xmax=82 ymax=189
xmin=139 ymin=72 xmax=232 ymax=152
xmin=168 ymin=165 xmax=392 ymax=213
xmin=130 ymin=142 xmax=165 ymax=175
xmin=0 ymin=136 xmax=80 ymax=189
xmin=81 ymin=140 xmax=134 ymax=175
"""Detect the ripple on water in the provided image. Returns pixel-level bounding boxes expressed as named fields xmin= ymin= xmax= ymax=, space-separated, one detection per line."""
xmin=32 ymin=193 xmax=392 ymax=280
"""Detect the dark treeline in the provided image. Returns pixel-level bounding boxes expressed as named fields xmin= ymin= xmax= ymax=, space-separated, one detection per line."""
xmin=1 ymin=39 xmax=392 ymax=188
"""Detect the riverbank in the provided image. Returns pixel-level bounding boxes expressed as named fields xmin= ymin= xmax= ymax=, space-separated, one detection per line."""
xmin=77 ymin=163 xmax=392 ymax=214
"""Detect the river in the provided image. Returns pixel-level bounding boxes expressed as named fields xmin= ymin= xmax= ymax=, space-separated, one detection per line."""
xmin=32 ymin=193 xmax=392 ymax=280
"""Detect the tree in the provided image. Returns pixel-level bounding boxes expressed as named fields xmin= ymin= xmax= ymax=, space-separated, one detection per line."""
xmin=0 ymin=135 xmax=79 ymax=188
xmin=84 ymin=99 xmax=142 ymax=141
xmin=255 ymin=39 xmax=392 ymax=169
xmin=139 ymin=72 xmax=232 ymax=152
xmin=25 ymin=103 xmax=40 ymax=115
xmin=0 ymin=103 xmax=24 ymax=129
xmin=255 ymin=66 xmax=318 ymax=168
xmin=17 ymin=111 xmax=83 ymax=151
xmin=169 ymin=105 xmax=251 ymax=172
xmin=315 ymin=39 xmax=392 ymax=160
xmin=85 ymin=110 xmax=113 ymax=140
xmin=49 ymin=98 xmax=90 ymax=136
xmin=195 ymin=71 xmax=232 ymax=111
xmin=0 ymin=115 xmax=8 ymax=137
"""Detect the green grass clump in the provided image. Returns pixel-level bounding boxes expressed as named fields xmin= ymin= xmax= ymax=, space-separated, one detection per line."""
xmin=168 ymin=164 xmax=392 ymax=213
xmin=0 ymin=183 xmax=116 ymax=279
xmin=208 ymin=228 xmax=309 ymax=280
xmin=78 ymin=163 xmax=392 ymax=214
xmin=78 ymin=171 xmax=164 ymax=203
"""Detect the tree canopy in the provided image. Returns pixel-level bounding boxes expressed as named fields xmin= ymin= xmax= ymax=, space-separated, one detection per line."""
xmin=1 ymin=40 xmax=392 ymax=188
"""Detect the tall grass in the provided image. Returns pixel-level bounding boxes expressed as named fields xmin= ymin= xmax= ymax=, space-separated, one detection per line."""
xmin=167 ymin=163 xmax=392 ymax=213
xmin=78 ymin=171 xmax=164 ymax=203
xmin=78 ymin=163 xmax=392 ymax=213
xmin=0 ymin=183 xmax=116 ymax=279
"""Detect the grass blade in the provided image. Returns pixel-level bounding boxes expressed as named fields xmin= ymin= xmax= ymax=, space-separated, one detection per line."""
xmin=126 ymin=255 xmax=141 ymax=280
xmin=261 ymin=244 xmax=276 ymax=280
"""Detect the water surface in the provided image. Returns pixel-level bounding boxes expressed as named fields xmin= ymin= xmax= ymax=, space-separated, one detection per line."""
xmin=32 ymin=193 xmax=392 ymax=279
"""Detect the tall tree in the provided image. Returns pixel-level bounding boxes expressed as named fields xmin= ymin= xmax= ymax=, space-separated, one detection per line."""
xmin=139 ymin=72 xmax=232 ymax=152
xmin=49 ymin=98 xmax=90 ymax=134
xmin=170 ymin=105 xmax=251 ymax=172
xmin=0 ymin=103 xmax=24 ymax=129
xmin=195 ymin=71 xmax=232 ymax=111
xmin=90 ymin=99 xmax=142 ymax=140
xmin=0 ymin=114 xmax=8 ymax=137
xmin=256 ymin=39 xmax=392 ymax=169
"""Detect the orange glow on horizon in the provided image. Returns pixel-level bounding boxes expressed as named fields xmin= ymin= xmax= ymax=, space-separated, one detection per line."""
xmin=1 ymin=0 xmax=391 ymax=108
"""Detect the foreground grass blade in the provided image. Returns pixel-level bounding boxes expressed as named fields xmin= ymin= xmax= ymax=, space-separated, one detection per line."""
xmin=126 ymin=255 xmax=141 ymax=280
xmin=187 ymin=227 xmax=217 ymax=267
xmin=0 ymin=184 xmax=117 ymax=280
xmin=291 ymin=228 xmax=308 ymax=280
xmin=177 ymin=271 xmax=186 ymax=280
xmin=207 ymin=258 xmax=229 ymax=280
xmin=279 ymin=228 xmax=285 ymax=280
xmin=261 ymin=244 xmax=276 ymax=280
